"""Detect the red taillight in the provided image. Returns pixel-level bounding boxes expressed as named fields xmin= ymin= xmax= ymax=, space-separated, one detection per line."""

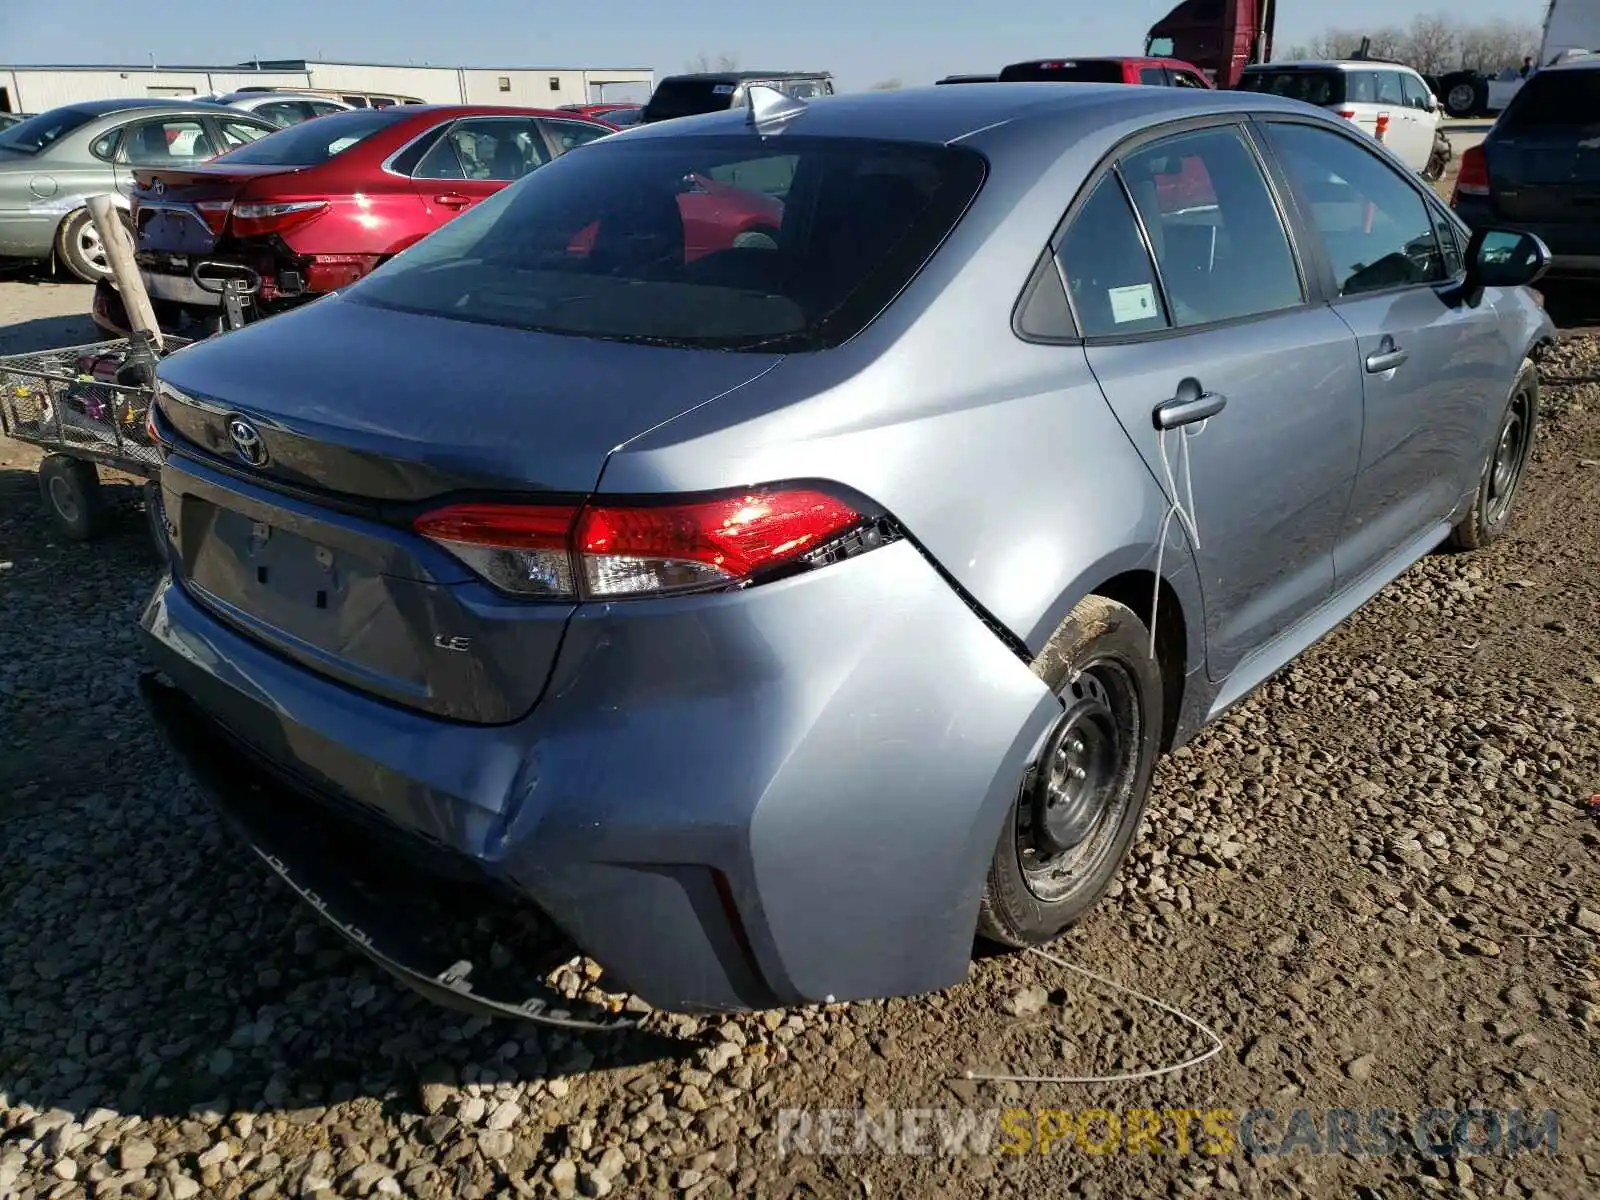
xmin=1334 ymin=108 xmax=1357 ymax=120
xmin=196 ymin=200 xmax=232 ymax=234
xmin=414 ymin=488 xmax=873 ymax=600
xmin=1453 ymin=145 xmax=1489 ymax=201
xmin=230 ymin=200 xmax=329 ymax=238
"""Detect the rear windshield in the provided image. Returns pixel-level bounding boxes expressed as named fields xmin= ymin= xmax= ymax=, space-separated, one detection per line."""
xmin=1239 ymin=68 xmax=1349 ymax=106
xmin=998 ymin=61 xmax=1127 ymax=83
xmin=642 ymin=80 xmax=741 ymax=121
xmin=343 ymin=134 xmax=987 ymax=352
xmin=212 ymin=107 xmax=403 ymax=165
xmin=0 ymin=106 xmax=96 ymax=154
xmin=1498 ymin=68 xmax=1600 ymax=130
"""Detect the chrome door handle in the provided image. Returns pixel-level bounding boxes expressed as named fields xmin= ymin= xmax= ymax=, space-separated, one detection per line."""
xmin=1153 ymin=378 xmax=1227 ymax=429
xmin=1365 ymin=337 xmax=1409 ymax=373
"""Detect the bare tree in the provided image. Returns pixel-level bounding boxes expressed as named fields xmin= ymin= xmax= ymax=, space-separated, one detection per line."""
xmin=1404 ymin=13 xmax=1457 ymax=76
xmin=869 ymin=78 xmax=903 ymax=90
xmin=684 ymin=52 xmax=740 ymax=72
xmin=1277 ymin=14 xmax=1541 ymax=74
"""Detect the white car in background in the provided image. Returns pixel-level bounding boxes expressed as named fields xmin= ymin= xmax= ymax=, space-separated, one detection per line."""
xmin=207 ymin=91 xmax=355 ymax=128
xmin=1239 ymin=60 xmax=1443 ymax=178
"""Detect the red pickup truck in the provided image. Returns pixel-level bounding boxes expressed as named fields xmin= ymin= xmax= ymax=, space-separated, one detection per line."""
xmin=997 ymin=56 xmax=1215 ymax=89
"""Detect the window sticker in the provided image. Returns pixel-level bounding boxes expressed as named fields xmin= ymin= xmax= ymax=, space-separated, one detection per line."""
xmin=713 ymin=84 xmax=736 ymax=95
xmin=1108 ymin=283 xmax=1159 ymax=324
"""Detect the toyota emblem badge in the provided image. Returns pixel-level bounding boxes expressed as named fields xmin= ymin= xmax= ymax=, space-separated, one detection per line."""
xmin=227 ymin=416 xmax=268 ymax=468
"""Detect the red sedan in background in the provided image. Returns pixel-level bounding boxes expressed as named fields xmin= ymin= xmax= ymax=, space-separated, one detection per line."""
xmin=560 ymin=101 xmax=644 ymax=126
xmin=115 ymin=103 xmax=783 ymax=333
xmin=124 ymin=105 xmax=614 ymax=326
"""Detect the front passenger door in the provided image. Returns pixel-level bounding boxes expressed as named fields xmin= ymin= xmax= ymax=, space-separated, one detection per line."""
xmin=1065 ymin=122 xmax=1365 ymax=682
xmin=1256 ymin=118 xmax=1508 ymax=588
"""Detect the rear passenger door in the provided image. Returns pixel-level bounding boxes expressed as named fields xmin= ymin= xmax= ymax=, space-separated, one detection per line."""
xmin=407 ymin=116 xmax=552 ymax=225
xmin=1255 ymin=117 xmax=1509 ymax=587
xmin=1139 ymin=67 xmax=1170 ymax=87
xmin=1062 ymin=121 xmax=1365 ymax=681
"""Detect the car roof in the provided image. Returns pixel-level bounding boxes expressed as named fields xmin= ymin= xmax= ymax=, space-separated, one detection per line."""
xmin=218 ymin=90 xmax=347 ymax=102
xmin=1242 ymin=59 xmax=1422 ymax=73
xmin=656 ymin=70 xmax=832 ymax=82
xmin=612 ymin=81 xmax=1326 ymax=147
xmin=1006 ymin=56 xmax=1189 ymax=67
xmin=1541 ymin=53 xmax=1600 ymax=71
xmin=59 ymin=97 xmax=228 ymax=116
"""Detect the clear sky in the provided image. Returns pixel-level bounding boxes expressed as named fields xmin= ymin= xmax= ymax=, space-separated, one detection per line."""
xmin=1 ymin=0 xmax=1547 ymax=92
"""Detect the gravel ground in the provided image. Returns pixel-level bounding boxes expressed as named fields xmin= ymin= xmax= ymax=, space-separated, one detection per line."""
xmin=3 ymin=264 xmax=1600 ymax=1200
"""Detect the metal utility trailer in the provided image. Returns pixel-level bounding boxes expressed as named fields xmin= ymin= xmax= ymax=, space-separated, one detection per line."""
xmin=0 ymin=336 xmax=190 ymax=544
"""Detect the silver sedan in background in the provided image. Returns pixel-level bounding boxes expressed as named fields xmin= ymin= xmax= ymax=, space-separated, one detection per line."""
xmin=206 ymin=90 xmax=356 ymax=127
xmin=0 ymin=99 xmax=277 ymax=281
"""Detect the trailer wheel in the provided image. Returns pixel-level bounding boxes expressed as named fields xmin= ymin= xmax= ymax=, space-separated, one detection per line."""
xmin=1443 ymin=77 xmax=1484 ymax=119
xmin=38 ymin=454 xmax=111 ymax=541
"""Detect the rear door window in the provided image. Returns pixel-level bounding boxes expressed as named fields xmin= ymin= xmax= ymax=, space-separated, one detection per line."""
xmin=1498 ymin=68 xmax=1600 ymax=130
xmin=538 ymin=118 xmax=610 ymax=156
xmin=782 ymin=79 xmax=831 ymax=100
xmin=1056 ymin=173 xmax=1170 ymax=337
xmin=415 ymin=117 xmax=551 ymax=181
xmin=1346 ymin=72 xmax=1378 ymax=104
xmin=214 ymin=117 xmax=274 ymax=151
xmin=1260 ymin=121 xmax=1449 ymax=296
xmin=1240 ymin=69 xmax=1346 ymax=107
xmin=1140 ymin=67 xmax=1169 ymax=86
xmin=1119 ymin=125 xmax=1304 ymax=327
xmin=118 ymin=117 xmax=215 ymax=165
xmin=1375 ymin=71 xmax=1406 ymax=106
xmin=256 ymin=100 xmax=313 ymax=127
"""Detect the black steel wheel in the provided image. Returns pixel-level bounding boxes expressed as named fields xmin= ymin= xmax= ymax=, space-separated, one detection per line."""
xmin=1446 ymin=360 xmax=1539 ymax=552
xmin=38 ymin=454 xmax=111 ymax=541
xmin=977 ymin=594 xmax=1164 ymax=948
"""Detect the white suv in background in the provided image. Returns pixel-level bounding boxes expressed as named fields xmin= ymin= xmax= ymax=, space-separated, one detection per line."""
xmin=1239 ymin=60 xmax=1443 ymax=177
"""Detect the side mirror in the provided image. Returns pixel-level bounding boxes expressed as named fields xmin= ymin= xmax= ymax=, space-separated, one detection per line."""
xmin=1468 ymin=228 xmax=1551 ymax=287
xmin=1457 ymin=227 xmax=1551 ymax=305
xmin=1423 ymin=94 xmax=1438 ymax=113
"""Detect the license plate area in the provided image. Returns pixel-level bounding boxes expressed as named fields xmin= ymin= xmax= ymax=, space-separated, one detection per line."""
xmin=138 ymin=207 xmax=216 ymax=254
xmin=185 ymin=501 xmax=382 ymax=650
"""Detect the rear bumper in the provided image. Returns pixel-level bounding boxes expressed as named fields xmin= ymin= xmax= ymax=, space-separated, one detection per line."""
xmin=1451 ymin=196 xmax=1600 ymax=277
xmin=139 ymin=540 xmax=1058 ymax=1015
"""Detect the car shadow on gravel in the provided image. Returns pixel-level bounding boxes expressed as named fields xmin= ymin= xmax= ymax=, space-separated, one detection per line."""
xmin=0 ymin=489 xmax=696 ymax=1128
xmin=1541 ymin=282 xmax=1600 ymax=336
xmin=0 ymin=313 xmax=104 ymax=357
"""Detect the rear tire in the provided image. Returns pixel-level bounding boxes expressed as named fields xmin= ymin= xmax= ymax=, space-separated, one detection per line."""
xmin=56 ymin=207 xmax=130 ymax=284
xmin=38 ymin=454 xmax=111 ymax=541
xmin=976 ymin=595 xmax=1165 ymax=949
xmin=1445 ymin=360 xmax=1539 ymax=552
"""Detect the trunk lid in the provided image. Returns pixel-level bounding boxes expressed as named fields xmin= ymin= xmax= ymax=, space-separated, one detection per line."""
xmin=1487 ymin=130 xmax=1600 ymax=222
xmin=134 ymin=163 xmax=302 ymax=254
xmin=153 ymin=292 xmax=784 ymax=723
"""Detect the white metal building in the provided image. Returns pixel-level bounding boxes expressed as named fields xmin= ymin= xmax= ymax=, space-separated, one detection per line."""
xmin=0 ymin=59 xmax=655 ymax=114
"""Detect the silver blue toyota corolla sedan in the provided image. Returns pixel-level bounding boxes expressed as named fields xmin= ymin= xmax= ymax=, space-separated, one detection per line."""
xmin=138 ymin=81 xmax=1554 ymax=1026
